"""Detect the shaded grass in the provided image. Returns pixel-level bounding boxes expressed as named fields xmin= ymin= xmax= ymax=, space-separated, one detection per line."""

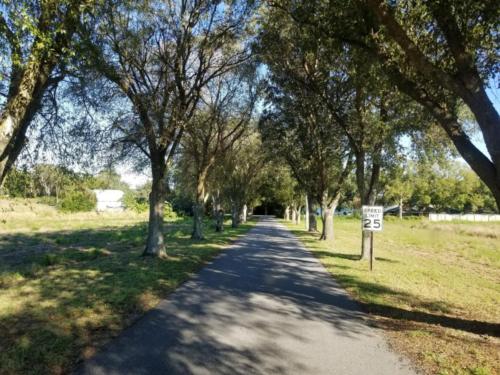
xmin=284 ymin=217 xmax=500 ymax=375
xmin=0 ymin=212 xmax=256 ymax=375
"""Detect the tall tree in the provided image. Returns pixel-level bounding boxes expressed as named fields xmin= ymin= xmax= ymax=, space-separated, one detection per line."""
xmin=324 ymin=54 xmax=422 ymax=258
xmin=180 ymin=71 xmax=256 ymax=239
xmin=259 ymin=6 xmax=354 ymax=242
xmin=260 ymin=100 xmax=352 ymax=241
xmin=0 ymin=0 xmax=96 ymax=184
xmin=213 ymin=130 xmax=265 ymax=228
xmin=256 ymin=162 xmax=298 ymax=218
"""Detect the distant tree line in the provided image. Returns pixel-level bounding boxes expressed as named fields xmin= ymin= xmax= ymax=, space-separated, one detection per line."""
xmin=381 ymin=159 xmax=497 ymax=215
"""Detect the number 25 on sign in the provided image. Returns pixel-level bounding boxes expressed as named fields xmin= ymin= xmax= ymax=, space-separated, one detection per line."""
xmin=361 ymin=206 xmax=384 ymax=271
xmin=362 ymin=205 xmax=383 ymax=231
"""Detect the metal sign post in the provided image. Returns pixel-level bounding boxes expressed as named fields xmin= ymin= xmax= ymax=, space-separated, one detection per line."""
xmin=362 ymin=206 xmax=383 ymax=271
xmin=370 ymin=231 xmax=374 ymax=271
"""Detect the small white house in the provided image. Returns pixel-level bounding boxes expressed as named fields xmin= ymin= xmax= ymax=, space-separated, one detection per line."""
xmin=93 ymin=189 xmax=124 ymax=212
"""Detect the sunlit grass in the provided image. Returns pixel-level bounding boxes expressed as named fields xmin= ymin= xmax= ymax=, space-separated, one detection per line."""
xmin=0 ymin=207 xmax=256 ymax=375
xmin=284 ymin=216 xmax=500 ymax=375
xmin=0 ymin=198 xmax=150 ymax=234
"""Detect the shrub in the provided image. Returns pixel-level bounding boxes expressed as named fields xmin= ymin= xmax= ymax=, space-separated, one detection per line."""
xmin=123 ymin=191 xmax=149 ymax=213
xmin=164 ymin=201 xmax=178 ymax=220
xmin=58 ymin=189 xmax=96 ymax=213
xmin=169 ymin=192 xmax=193 ymax=216
xmin=123 ymin=191 xmax=177 ymax=219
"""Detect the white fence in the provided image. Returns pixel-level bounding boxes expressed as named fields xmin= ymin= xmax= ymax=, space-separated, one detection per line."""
xmin=429 ymin=213 xmax=500 ymax=222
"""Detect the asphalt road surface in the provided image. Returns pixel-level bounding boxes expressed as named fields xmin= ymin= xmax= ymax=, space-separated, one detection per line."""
xmin=76 ymin=217 xmax=416 ymax=375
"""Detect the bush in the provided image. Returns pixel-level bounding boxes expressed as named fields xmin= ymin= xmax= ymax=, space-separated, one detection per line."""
xmin=123 ymin=191 xmax=149 ymax=213
xmin=169 ymin=192 xmax=193 ymax=216
xmin=164 ymin=201 xmax=178 ymax=220
xmin=58 ymin=189 xmax=96 ymax=213
xmin=124 ymin=190 xmax=178 ymax=219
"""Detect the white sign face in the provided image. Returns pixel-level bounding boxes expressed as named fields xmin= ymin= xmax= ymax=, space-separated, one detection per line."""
xmin=362 ymin=206 xmax=383 ymax=232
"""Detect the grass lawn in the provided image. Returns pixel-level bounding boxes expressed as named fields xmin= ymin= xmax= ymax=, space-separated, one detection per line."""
xmin=0 ymin=199 xmax=256 ymax=375
xmin=284 ymin=216 xmax=500 ymax=375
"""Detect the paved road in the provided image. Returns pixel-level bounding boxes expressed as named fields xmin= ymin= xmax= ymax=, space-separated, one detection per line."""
xmin=76 ymin=217 xmax=416 ymax=375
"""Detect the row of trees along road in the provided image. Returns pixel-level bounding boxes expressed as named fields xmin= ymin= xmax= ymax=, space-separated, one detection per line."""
xmin=257 ymin=0 xmax=498 ymax=259
xmin=1 ymin=0 xmax=259 ymax=257
xmin=0 ymin=0 xmax=499 ymax=259
xmin=258 ymin=3 xmax=430 ymax=258
xmin=80 ymin=0 xmax=257 ymax=256
xmin=269 ymin=0 xmax=500 ymax=207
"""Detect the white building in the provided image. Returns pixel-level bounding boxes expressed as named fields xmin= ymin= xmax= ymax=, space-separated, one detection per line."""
xmin=93 ymin=189 xmax=125 ymax=212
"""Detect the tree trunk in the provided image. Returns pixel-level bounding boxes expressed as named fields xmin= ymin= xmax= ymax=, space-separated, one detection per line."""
xmin=211 ymin=194 xmax=218 ymax=218
xmin=320 ymin=198 xmax=338 ymax=242
xmin=366 ymin=0 xmax=500 ymax=209
xmin=378 ymin=56 xmax=500 ymax=210
xmin=191 ymin=174 xmax=206 ymax=240
xmin=305 ymin=195 xmax=310 ymax=231
xmin=359 ymin=160 xmax=381 ymax=260
xmin=284 ymin=205 xmax=290 ymax=221
xmin=297 ymin=205 xmax=302 ymax=224
xmin=192 ymin=167 xmax=211 ymax=240
xmin=355 ymin=151 xmax=366 ymax=205
xmin=438 ymin=116 xmax=500 ymax=210
xmin=192 ymin=202 xmax=204 ymax=240
xmin=360 ymin=230 xmax=372 ymax=260
xmin=291 ymin=203 xmax=297 ymax=224
xmin=212 ymin=189 xmax=224 ymax=232
xmin=144 ymin=161 xmax=167 ymax=257
xmin=231 ymin=203 xmax=240 ymax=228
xmin=241 ymin=204 xmax=248 ymax=223
xmin=215 ymin=209 xmax=224 ymax=232
xmin=399 ymin=197 xmax=403 ymax=220
xmin=0 ymin=0 xmax=84 ymax=185
xmin=360 ymin=190 xmax=378 ymax=261
xmin=308 ymin=199 xmax=317 ymax=232
xmin=0 ymin=64 xmax=52 ymax=185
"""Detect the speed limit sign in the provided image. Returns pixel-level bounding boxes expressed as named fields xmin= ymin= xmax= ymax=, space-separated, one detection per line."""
xmin=362 ymin=206 xmax=383 ymax=232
